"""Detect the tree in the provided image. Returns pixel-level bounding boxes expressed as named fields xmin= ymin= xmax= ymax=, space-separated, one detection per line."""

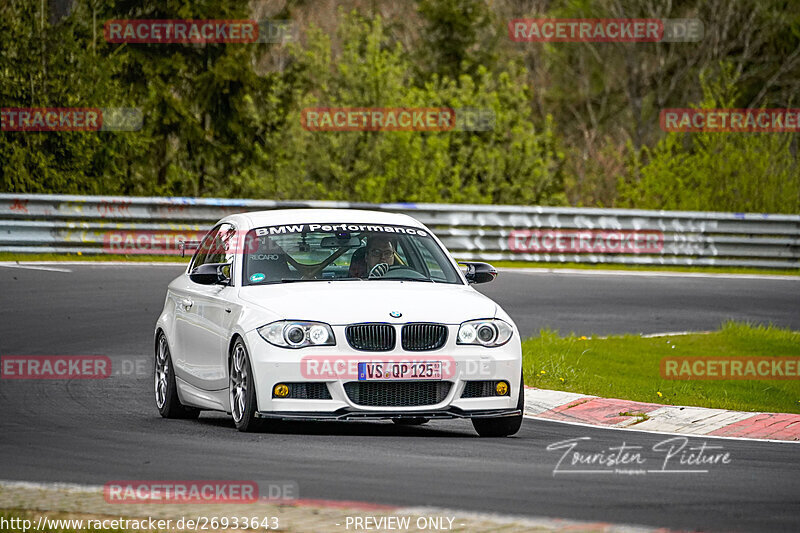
xmin=619 ymin=63 xmax=800 ymax=213
xmin=232 ymin=11 xmax=563 ymax=205
xmin=0 ymin=0 xmax=145 ymax=194
xmin=415 ymin=0 xmax=499 ymax=81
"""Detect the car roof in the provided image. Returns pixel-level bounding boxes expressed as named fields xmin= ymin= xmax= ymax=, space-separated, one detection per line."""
xmin=226 ymin=208 xmax=425 ymax=230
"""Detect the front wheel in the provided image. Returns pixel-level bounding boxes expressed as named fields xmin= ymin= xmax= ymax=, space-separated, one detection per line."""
xmin=229 ymin=339 xmax=262 ymax=432
xmin=154 ymin=333 xmax=200 ymax=419
xmin=471 ymin=373 xmax=524 ymax=437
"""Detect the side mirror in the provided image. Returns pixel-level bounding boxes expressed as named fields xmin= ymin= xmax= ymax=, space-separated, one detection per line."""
xmin=459 ymin=262 xmax=497 ymax=284
xmin=189 ymin=262 xmax=232 ymax=285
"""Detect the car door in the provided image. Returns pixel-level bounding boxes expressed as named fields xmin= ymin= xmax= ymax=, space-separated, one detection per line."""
xmin=173 ymin=223 xmax=238 ymax=391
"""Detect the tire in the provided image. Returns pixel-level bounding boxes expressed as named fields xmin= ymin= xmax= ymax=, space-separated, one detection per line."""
xmin=154 ymin=332 xmax=200 ymax=419
xmin=392 ymin=417 xmax=429 ymax=426
xmin=471 ymin=373 xmax=524 ymax=437
xmin=229 ymin=338 xmax=262 ymax=432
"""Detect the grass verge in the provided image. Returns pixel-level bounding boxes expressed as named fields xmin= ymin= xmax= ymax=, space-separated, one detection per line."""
xmin=522 ymin=321 xmax=800 ymax=414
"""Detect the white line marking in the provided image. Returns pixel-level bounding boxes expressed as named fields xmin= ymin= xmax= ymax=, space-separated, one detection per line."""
xmin=640 ymin=330 xmax=711 ymax=338
xmin=0 ymin=263 xmax=71 ymax=273
xmin=589 ymin=331 xmax=710 ymax=340
xmin=504 ymin=267 xmax=800 ymax=281
xmin=523 ymin=415 xmax=800 ymax=444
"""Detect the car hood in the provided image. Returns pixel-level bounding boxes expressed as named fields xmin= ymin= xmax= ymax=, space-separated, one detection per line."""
xmin=237 ymin=281 xmax=498 ymax=326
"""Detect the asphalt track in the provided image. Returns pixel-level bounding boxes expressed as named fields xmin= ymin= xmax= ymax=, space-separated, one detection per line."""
xmin=1 ymin=264 xmax=799 ymax=532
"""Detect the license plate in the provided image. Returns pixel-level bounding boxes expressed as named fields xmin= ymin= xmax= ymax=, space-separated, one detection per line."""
xmin=357 ymin=361 xmax=442 ymax=381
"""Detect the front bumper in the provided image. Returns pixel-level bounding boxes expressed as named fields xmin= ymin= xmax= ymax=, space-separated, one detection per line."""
xmin=243 ymin=325 xmax=522 ymax=416
xmin=256 ymin=407 xmax=521 ymax=421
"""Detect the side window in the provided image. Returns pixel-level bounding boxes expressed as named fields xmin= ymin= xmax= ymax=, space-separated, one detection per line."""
xmin=190 ymin=226 xmax=221 ymax=271
xmin=190 ymin=223 xmax=236 ymax=271
xmin=215 ymin=224 xmax=237 ymax=267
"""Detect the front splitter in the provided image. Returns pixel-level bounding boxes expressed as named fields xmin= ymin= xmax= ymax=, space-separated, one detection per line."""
xmin=255 ymin=407 xmax=521 ymax=421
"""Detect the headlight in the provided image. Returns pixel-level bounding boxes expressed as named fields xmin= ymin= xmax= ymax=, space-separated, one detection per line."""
xmin=258 ymin=321 xmax=336 ymax=349
xmin=457 ymin=319 xmax=513 ymax=347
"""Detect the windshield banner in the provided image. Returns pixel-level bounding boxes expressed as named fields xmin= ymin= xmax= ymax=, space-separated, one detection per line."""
xmin=254 ymin=224 xmax=429 ymax=237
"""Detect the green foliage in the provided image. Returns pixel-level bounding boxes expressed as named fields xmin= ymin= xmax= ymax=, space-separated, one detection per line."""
xmin=620 ymin=64 xmax=800 ymax=213
xmin=522 ymin=322 xmax=800 ymax=414
xmin=0 ymin=0 xmax=797 ymax=214
xmin=0 ymin=0 xmax=145 ymax=194
xmin=236 ymin=12 xmax=563 ymax=204
xmin=415 ymin=0 xmax=499 ymax=80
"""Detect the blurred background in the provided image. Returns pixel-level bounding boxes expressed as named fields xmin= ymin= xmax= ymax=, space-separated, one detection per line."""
xmin=1 ymin=0 xmax=798 ymax=214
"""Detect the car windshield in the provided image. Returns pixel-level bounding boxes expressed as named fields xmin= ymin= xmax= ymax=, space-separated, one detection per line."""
xmin=242 ymin=223 xmax=462 ymax=285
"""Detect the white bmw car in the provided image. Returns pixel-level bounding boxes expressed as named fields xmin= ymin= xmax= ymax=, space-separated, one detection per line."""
xmin=154 ymin=209 xmax=524 ymax=437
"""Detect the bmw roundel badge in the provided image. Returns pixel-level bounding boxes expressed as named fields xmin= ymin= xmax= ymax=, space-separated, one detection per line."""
xmin=389 ymin=311 xmax=402 ymax=318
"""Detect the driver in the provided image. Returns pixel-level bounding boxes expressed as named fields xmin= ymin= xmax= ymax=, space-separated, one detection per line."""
xmin=349 ymin=235 xmax=395 ymax=278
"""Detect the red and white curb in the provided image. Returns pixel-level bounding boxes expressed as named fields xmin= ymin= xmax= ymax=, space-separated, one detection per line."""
xmin=524 ymin=387 xmax=800 ymax=442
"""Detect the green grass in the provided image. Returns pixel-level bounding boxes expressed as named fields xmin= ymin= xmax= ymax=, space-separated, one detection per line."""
xmin=487 ymin=260 xmax=800 ymax=277
xmin=522 ymin=322 xmax=800 ymax=414
xmin=618 ymin=411 xmax=651 ymax=424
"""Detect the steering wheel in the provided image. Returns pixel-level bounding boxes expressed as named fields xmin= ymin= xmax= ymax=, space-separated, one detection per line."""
xmin=381 ymin=265 xmax=428 ymax=280
xmin=368 ymin=263 xmax=390 ymax=278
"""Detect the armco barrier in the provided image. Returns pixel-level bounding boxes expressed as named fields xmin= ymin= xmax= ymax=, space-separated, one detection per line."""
xmin=0 ymin=194 xmax=798 ymax=268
